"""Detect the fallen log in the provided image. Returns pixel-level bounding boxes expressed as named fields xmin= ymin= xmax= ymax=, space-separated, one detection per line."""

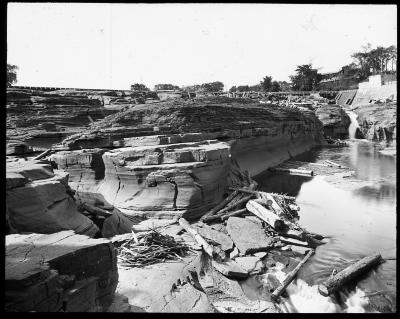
xmin=279 ymin=236 xmax=310 ymax=248
xmin=200 ymin=191 xmax=239 ymax=221
xmin=33 ymin=148 xmax=53 ymax=161
xmin=221 ymin=208 xmax=248 ymax=221
xmin=318 ymin=253 xmax=383 ymax=297
xmin=80 ymin=202 xmax=113 ymax=217
xmin=216 ymin=195 xmax=254 ymax=215
xmin=270 ymin=167 xmax=314 ymax=176
xmin=271 ymin=249 xmax=314 ymax=302
xmin=246 ymin=200 xmax=286 ymax=231
xmin=228 ymin=188 xmax=296 ymax=201
xmin=202 ymin=195 xmax=254 ymax=223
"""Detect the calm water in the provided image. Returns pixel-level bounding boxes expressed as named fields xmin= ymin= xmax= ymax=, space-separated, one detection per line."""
xmin=253 ymin=140 xmax=396 ymax=312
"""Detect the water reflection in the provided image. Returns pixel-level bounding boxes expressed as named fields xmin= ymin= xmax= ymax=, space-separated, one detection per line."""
xmin=255 ymin=140 xmax=396 ymax=311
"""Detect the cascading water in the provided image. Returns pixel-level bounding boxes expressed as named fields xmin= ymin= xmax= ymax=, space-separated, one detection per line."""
xmin=346 ymin=110 xmax=360 ymax=139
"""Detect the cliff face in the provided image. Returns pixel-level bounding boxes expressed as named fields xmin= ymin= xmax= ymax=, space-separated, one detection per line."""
xmin=6 ymin=88 xmax=125 ymax=151
xmin=315 ymin=104 xmax=351 ymax=139
xmin=46 ymin=97 xmax=324 ymax=220
xmin=353 ymin=102 xmax=397 ymax=146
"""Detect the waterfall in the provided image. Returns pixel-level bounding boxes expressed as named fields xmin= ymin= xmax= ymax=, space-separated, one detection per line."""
xmin=346 ymin=111 xmax=360 ymax=139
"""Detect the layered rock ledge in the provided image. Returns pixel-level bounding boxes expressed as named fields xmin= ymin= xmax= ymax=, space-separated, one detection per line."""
xmin=6 ymin=88 xmax=127 ymax=152
xmin=45 ymin=97 xmax=324 ymax=220
xmin=6 ymin=159 xmax=99 ymax=236
xmin=5 ymin=231 xmax=118 ymax=312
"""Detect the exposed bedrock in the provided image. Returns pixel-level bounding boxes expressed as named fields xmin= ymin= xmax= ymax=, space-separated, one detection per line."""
xmin=6 ymin=88 xmax=125 ymax=150
xmin=48 ymin=98 xmax=324 ymax=220
xmin=5 ymin=231 xmax=118 ymax=312
xmin=6 ymin=159 xmax=99 ymax=236
xmin=315 ymin=104 xmax=351 ymax=139
xmin=353 ymin=102 xmax=397 ymax=146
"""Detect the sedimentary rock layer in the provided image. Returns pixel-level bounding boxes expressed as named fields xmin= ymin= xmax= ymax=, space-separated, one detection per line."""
xmin=6 ymin=160 xmax=99 ymax=236
xmin=45 ymin=97 xmax=324 ymax=219
xmin=315 ymin=104 xmax=351 ymax=139
xmin=353 ymin=102 xmax=396 ymax=145
xmin=6 ymin=88 xmax=125 ymax=150
xmin=5 ymin=231 xmax=118 ymax=312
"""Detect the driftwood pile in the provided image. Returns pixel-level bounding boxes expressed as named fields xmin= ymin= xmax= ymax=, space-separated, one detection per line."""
xmin=117 ymin=230 xmax=190 ymax=268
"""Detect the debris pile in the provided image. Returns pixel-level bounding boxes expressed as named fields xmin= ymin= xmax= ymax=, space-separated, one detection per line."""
xmin=117 ymin=230 xmax=190 ymax=268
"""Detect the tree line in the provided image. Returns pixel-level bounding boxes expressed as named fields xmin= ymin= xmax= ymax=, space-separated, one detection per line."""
xmin=6 ymin=44 xmax=396 ymax=92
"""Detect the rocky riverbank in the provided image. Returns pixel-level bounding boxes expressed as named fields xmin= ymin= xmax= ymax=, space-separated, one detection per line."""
xmin=352 ymin=102 xmax=396 ymax=155
xmin=315 ymin=104 xmax=351 ymax=139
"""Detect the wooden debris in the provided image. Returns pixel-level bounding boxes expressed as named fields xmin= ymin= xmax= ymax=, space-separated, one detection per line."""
xmin=270 ymin=167 xmax=314 ymax=176
xmin=271 ymin=249 xmax=314 ymax=302
xmin=228 ymin=187 xmax=295 ymax=201
xmin=246 ymin=200 xmax=286 ymax=231
xmin=318 ymin=253 xmax=383 ymax=297
xmin=221 ymin=208 xmax=248 ymax=221
xmin=179 ymin=218 xmax=215 ymax=257
xmin=80 ymin=202 xmax=113 ymax=217
xmin=33 ymin=148 xmax=53 ymax=160
xmin=279 ymin=236 xmax=310 ymax=248
xmin=117 ymin=229 xmax=190 ymax=268
xmin=200 ymin=191 xmax=239 ymax=221
xmin=324 ymin=160 xmax=343 ymax=168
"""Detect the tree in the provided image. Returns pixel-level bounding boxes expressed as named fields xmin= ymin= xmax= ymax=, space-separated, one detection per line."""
xmin=260 ymin=76 xmax=272 ymax=92
xmin=289 ymin=64 xmax=322 ymax=91
xmin=229 ymin=86 xmax=237 ymax=93
xmin=154 ymin=84 xmax=180 ymax=91
xmin=351 ymin=44 xmax=397 ymax=79
xmin=131 ymin=83 xmax=149 ymax=91
xmin=200 ymin=81 xmax=224 ymax=92
xmin=249 ymin=84 xmax=262 ymax=92
xmin=271 ymin=81 xmax=280 ymax=92
xmin=237 ymin=85 xmax=250 ymax=92
xmin=7 ymin=64 xmax=18 ymax=87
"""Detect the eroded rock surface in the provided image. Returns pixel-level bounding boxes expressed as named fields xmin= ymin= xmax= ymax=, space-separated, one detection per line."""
xmin=353 ymin=102 xmax=396 ymax=147
xmin=315 ymin=104 xmax=351 ymax=139
xmin=6 ymin=160 xmax=99 ymax=236
xmin=5 ymin=231 xmax=118 ymax=312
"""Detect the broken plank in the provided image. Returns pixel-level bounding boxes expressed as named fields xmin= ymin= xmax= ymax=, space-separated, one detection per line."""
xmin=270 ymin=167 xmax=314 ymax=176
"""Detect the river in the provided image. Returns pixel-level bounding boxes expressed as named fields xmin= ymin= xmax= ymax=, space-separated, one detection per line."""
xmin=251 ymin=137 xmax=396 ymax=312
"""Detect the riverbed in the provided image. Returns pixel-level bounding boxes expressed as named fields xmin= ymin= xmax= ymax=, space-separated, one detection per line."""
xmin=253 ymin=140 xmax=396 ymax=312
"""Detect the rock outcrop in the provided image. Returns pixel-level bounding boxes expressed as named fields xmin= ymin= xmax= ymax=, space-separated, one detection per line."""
xmin=44 ymin=97 xmax=324 ymax=220
xmin=6 ymin=88 xmax=125 ymax=150
xmin=42 ymin=97 xmax=325 ymax=220
xmin=315 ymin=104 xmax=351 ymax=139
xmin=6 ymin=159 xmax=99 ymax=236
xmin=353 ymin=102 xmax=397 ymax=146
xmin=5 ymin=231 xmax=118 ymax=312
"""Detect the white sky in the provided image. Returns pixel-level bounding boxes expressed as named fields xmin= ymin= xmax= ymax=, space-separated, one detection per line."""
xmin=7 ymin=3 xmax=397 ymax=90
